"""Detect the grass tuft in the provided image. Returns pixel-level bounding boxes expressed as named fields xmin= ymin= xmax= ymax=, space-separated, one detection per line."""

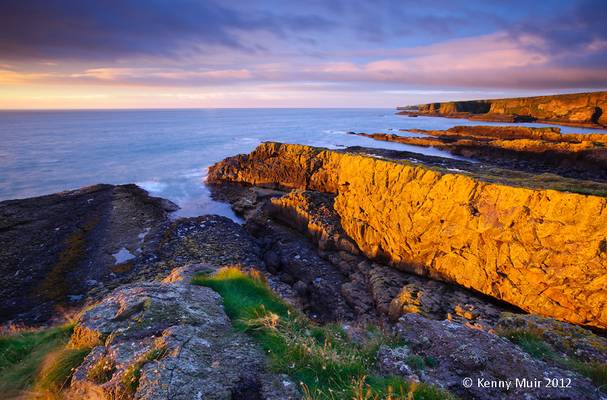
xmin=497 ymin=327 xmax=607 ymax=390
xmin=87 ymin=355 xmax=116 ymax=384
xmin=33 ymin=347 xmax=90 ymax=395
xmin=0 ymin=323 xmax=90 ymax=398
xmin=193 ymin=266 xmax=456 ymax=400
xmin=499 ymin=329 xmax=555 ymax=359
xmin=0 ymin=325 xmax=73 ymax=395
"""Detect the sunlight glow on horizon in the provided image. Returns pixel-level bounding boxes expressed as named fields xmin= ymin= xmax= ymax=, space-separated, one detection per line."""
xmin=1 ymin=1 xmax=606 ymax=109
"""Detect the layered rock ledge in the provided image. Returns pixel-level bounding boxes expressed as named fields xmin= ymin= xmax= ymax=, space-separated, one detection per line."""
xmin=350 ymin=126 xmax=607 ymax=182
xmin=398 ymin=91 xmax=607 ymax=128
xmin=208 ymin=142 xmax=607 ymax=329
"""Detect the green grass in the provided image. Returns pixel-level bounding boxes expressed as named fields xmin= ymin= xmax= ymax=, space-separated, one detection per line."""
xmin=34 ymin=347 xmax=90 ymax=394
xmin=498 ymin=327 xmax=607 ymax=390
xmin=0 ymin=325 xmax=73 ymax=395
xmin=0 ymin=324 xmax=89 ymax=398
xmin=499 ymin=330 xmax=555 ymax=360
xmin=562 ymin=359 xmax=607 ymax=391
xmin=193 ymin=267 xmax=456 ymax=400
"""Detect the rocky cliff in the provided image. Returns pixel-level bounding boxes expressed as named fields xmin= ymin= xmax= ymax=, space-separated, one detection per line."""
xmin=350 ymin=126 xmax=607 ymax=182
xmin=208 ymin=142 xmax=607 ymax=329
xmin=399 ymin=91 xmax=607 ymax=128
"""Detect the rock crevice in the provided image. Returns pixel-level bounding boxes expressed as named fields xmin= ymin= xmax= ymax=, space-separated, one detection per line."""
xmin=208 ymin=142 xmax=607 ymax=328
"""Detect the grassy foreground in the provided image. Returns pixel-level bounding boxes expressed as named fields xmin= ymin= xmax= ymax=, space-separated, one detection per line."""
xmin=193 ymin=267 xmax=455 ymax=400
xmin=0 ymin=324 xmax=89 ymax=398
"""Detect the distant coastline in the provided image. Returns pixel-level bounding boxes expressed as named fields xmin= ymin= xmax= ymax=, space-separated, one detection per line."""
xmin=398 ymin=91 xmax=607 ymax=129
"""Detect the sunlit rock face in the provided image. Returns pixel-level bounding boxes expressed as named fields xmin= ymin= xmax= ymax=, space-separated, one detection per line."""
xmin=208 ymin=142 xmax=607 ymax=329
xmin=406 ymin=91 xmax=607 ymax=127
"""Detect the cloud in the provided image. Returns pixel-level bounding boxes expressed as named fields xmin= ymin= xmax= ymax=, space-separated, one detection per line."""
xmin=0 ymin=0 xmax=605 ymax=100
xmin=5 ymin=30 xmax=606 ymax=90
xmin=0 ymin=0 xmax=333 ymax=61
xmin=507 ymin=0 xmax=607 ymax=68
xmin=0 ymin=69 xmax=51 ymax=84
xmin=70 ymin=67 xmax=252 ymax=83
xmin=291 ymin=33 xmax=607 ymax=89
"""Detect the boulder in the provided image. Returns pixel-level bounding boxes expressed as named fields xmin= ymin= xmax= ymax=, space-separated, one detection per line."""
xmin=67 ymin=264 xmax=299 ymax=399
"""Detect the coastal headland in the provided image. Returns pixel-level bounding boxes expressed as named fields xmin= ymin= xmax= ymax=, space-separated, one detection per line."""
xmin=398 ymin=91 xmax=607 ymax=128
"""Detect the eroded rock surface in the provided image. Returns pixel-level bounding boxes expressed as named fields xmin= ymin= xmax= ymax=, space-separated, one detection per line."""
xmin=208 ymin=142 xmax=607 ymax=328
xmin=382 ymin=313 xmax=601 ymax=400
xmin=0 ymin=184 xmax=177 ymax=325
xmin=67 ymin=264 xmax=299 ymax=400
xmin=351 ymin=126 xmax=607 ymax=182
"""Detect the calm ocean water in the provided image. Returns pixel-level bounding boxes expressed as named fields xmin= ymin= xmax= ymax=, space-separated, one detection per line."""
xmin=1 ymin=108 xmax=605 ymax=219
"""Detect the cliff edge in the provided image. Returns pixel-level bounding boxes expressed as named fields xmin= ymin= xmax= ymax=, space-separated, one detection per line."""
xmin=208 ymin=142 xmax=607 ymax=329
xmin=399 ymin=91 xmax=607 ymax=128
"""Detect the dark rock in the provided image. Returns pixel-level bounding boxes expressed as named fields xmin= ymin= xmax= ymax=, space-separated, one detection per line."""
xmin=263 ymin=250 xmax=281 ymax=270
xmin=293 ymin=280 xmax=308 ymax=296
xmin=0 ymin=184 xmax=176 ymax=325
xmin=496 ymin=313 xmax=607 ymax=364
xmin=154 ymin=214 xmax=262 ymax=268
xmin=389 ymin=314 xmax=600 ymax=400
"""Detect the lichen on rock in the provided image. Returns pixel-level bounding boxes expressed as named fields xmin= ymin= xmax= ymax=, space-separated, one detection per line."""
xmin=66 ymin=264 xmax=299 ymax=400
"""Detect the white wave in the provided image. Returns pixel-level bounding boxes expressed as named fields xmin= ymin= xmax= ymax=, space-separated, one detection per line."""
xmin=181 ymin=168 xmax=206 ymax=179
xmin=136 ymin=180 xmax=168 ymax=193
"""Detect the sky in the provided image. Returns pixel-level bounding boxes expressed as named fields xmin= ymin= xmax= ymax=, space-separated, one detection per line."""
xmin=0 ymin=0 xmax=606 ymax=109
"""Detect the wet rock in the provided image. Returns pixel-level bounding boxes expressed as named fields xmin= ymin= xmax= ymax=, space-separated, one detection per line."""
xmin=264 ymin=250 xmax=281 ymax=271
xmin=0 ymin=184 xmax=177 ymax=325
xmin=67 ymin=264 xmax=298 ymax=399
xmin=293 ymin=280 xmax=308 ymax=296
xmin=155 ymin=215 xmax=262 ymax=268
xmin=340 ymin=272 xmax=375 ymax=316
xmin=389 ymin=313 xmax=600 ymax=400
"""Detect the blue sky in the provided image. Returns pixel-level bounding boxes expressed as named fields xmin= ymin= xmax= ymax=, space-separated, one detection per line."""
xmin=0 ymin=0 xmax=605 ymax=108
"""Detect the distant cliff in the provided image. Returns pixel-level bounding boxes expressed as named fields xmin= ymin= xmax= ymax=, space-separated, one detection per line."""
xmin=399 ymin=91 xmax=607 ymax=128
xmin=208 ymin=142 xmax=607 ymax=329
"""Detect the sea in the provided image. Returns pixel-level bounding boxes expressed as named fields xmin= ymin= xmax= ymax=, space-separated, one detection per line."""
xmin=1 ymin=108 xmax=605 ymax=220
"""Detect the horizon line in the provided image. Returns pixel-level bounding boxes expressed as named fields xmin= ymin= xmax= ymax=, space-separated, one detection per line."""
xmin=0 ymin=106 xmax=400 ymax=112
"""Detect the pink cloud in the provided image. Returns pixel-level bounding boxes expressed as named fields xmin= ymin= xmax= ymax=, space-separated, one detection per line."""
xmin=70 ymin=67 xmax=252 ymax=82
xmin=3 ymin=32 xmax=606 ymax=91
